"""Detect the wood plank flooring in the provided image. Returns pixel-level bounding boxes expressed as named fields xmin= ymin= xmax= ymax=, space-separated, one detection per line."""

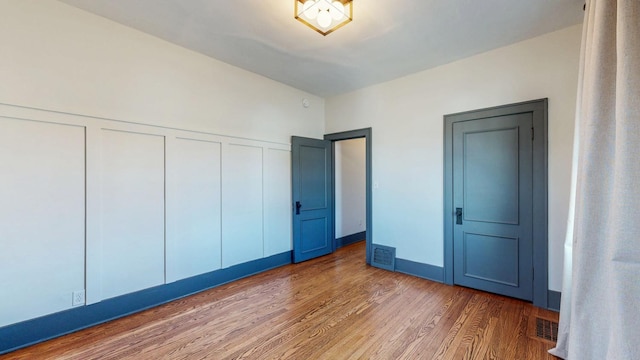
xmin=2 ymin=242 xmax=559 ymax=359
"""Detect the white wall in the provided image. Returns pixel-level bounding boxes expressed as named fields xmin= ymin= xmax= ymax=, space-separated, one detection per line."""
xmin=0 ymin=0 xmax=323 ymax=327
xmin=325 ymin=25 xmax=582 ymax=291
xmin=0 ymin=0 xmax=324 ymax=144
xmin=335 ymin=138 xmax=366 ymax=238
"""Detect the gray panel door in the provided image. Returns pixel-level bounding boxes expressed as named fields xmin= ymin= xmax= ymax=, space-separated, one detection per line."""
xmin=453 ymin=113 xmax=533 ymax=301
xmin=292 ymin=136 xmax=333 ymax=263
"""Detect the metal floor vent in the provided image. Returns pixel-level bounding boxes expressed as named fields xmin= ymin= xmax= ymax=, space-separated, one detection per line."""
xmin=371 ymin=244 xmax=396 ymax=271
xmin=535 ymin=318 xmax=558 ymax=342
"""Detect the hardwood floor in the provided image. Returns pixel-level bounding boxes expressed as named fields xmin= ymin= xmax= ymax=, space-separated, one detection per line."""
xmin=2 ymin=242 xmax=559 ymax=359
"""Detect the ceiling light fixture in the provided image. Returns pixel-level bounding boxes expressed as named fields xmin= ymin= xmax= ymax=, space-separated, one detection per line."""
xmin=295 ymin=0 xmax=353 ymax=36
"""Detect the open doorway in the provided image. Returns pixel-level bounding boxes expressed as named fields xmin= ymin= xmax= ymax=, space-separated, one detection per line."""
xmin=334 ymin=138 xmax=366 ymax=249
xmin=325 ymin=128 xmax=372 ymax=264
xmin=291 ymin=128 xmax=372 ymax=264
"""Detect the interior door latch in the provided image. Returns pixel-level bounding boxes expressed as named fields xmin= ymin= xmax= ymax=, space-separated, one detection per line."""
xmin=455 ymin=207 xmax=463 ymax=225
xmin=296 ymin=201 xmax=302 ymax=215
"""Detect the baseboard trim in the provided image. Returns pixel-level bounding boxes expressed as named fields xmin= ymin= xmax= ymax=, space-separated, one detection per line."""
xmin=395 ymin=258 xmax=561 ymax=311
xmin=336 ymin=231 xmax=366 ymax=248
xmin=547 ymin=290 xmax=561 ymax=312
xmin=0 ymin=251 xmax=292 ymax=355
xmin=395 ymin=258 xmax=444 ymax=283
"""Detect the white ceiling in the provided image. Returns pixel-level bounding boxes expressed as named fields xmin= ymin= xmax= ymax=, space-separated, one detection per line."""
xmin=59 ymin=0 xmax=584 ymax=97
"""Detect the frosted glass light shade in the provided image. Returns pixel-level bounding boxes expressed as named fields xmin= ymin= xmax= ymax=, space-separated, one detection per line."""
xmin=295 ymin=0 xmax=353 ymax=36
xmin=330 ymin=1 xmax=345 ymax=20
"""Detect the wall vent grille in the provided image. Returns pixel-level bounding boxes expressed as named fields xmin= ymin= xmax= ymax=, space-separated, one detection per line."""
xmin=371 ymin=244 xmax=396 ymax=271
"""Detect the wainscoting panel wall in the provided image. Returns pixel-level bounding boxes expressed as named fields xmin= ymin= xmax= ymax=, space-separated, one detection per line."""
xmin=0 ymin=116 xmax=86 ymax=328
xmin=0 ymin=104 xmax=292 ymax=329
xmin=264 ymin=148 xmax=292 ymax=257
xmin=166 ymin=137 xmax=222 ymax=283
xmin=99 ymin=129 xmax=166 ymax=300
xmin=221 ymin=143 xmax=265 ymax=268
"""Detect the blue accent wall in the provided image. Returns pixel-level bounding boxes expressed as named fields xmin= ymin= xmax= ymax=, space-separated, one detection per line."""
xmin=0 ymin=251 xmax=292 ymax=355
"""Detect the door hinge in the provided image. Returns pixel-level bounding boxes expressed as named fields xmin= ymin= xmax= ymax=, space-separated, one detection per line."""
xmin=531 ymin=127 xmax=535 ymax=141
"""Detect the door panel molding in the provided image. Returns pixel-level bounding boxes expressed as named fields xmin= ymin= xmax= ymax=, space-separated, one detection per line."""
xmin=444 ymin=99 xmax=548 ymax=308
xmin=463 ymin=126 xmax=521 ymax=225
xmin=462 ymin=232 xmax=520 ymax=287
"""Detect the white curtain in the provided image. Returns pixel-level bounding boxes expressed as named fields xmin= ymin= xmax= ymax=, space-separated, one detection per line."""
xmin=550 ymin=0 xmax=640 ymax=359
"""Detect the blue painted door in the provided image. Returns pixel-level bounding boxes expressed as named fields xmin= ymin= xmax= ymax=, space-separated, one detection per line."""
xmin=453 ymin=113 xmax=533 ymax=301
xmin=292 ymin=136 xmax=333 ymax=263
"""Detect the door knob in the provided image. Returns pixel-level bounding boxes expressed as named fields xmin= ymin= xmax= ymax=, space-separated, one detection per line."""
xmin=296 ymin=201 xmax=302 ymax=215
xmin=455 ymin=207 xmax=463 ymax=225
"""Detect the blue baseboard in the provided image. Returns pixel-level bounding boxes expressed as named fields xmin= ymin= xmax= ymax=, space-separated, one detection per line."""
xmin=395 ymin=258 xmax=444 ymax=283
xmin=547 ymin=290 xmax=561 ymax=312
xmin=395 ymin=260 xmax=560 ymax=312
xmin=336 ymin=231 xmax=366 ymax=248
xmin=0 ymin=251 xmax=292 ymax=355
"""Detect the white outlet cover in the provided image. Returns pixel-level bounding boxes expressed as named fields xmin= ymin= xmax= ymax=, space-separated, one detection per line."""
xmin=72 ymin=290 xmax=86 ymax=307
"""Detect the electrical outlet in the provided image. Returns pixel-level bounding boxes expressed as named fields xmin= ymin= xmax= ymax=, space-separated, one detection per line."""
xmin=72 ymin=290 xmax=85 ymax=307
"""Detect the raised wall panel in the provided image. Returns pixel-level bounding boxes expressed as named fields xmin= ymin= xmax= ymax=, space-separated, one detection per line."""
xmin=0 ymin=118 xmax=85 ymax=327
xmin=100 ymin=129 xmax=165 ymax=299
xmin=264 ymin=148 xmax=292 ymax=256
xmin=166 ymin=138 xmax=222 ymax=283
xmin=222 ymin=144 xmax=263 ymax=267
